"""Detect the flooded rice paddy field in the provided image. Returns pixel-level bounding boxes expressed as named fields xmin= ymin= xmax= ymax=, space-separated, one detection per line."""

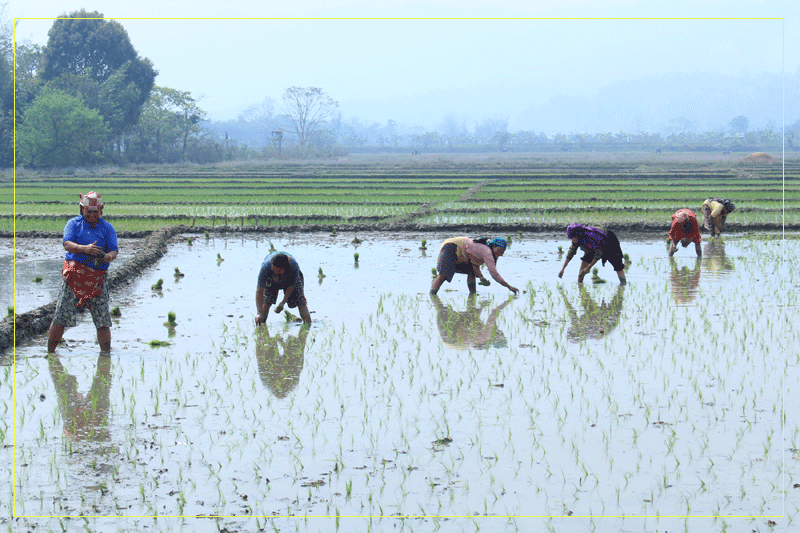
xmin=2 ymin=232 xmax=798 ymax=533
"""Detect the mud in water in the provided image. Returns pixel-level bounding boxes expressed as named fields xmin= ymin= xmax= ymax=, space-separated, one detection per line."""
xmin=1 ymin=231 xmax=797 ymax=533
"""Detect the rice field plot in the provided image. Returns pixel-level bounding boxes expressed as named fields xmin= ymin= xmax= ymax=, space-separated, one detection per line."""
xmin=3 ymin=232 xmax=796 ymax=533
xmin=418 ymin=209 xmax=797 ymax=227
xmin=3 ymin=154 xmax=796 ymax=233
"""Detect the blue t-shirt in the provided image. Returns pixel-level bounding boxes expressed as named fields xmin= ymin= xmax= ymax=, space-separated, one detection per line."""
xmin=62 ymin=215 xmax=119 ymax=271
xmin=257 ymin=252 xmax=300 ymax=290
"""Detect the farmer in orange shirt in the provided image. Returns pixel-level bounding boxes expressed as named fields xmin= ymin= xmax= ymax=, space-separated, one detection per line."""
xmin=668 ymin=208 xmax=702 ymax=257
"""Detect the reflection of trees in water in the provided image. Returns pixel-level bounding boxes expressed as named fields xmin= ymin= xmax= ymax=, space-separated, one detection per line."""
xmin=703 ymin=239 xmax=734 ymax=276
xmin=558 ymin=284 xmax=626 ymax=342
xmin=48 ymin=354 xmax=112 ymax=442
xmin=255 ymin=327 xmax=309 ymax=398
xmin=430 ymin=294 xmax=509 ymax=350
xmin=670 ymin=257 xmax=702 ymax=305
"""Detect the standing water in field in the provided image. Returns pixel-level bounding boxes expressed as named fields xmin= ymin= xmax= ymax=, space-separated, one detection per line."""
xmin=2 ymin=232 xmax=796 ymax=533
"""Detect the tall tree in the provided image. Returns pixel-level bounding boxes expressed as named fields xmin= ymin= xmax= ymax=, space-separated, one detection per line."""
xmin=39 ymin=10 xmax=156 ymax=141
xmin=281 ymin=86 xmax=338 ymax=150
xmin=728 ymin=115 xmax=750 ymax=135
xmin=127 ymin=86 xmax=206 ymax=163
xmin=17 ymin=87 xmax=109 ymax=167
xmin=0 ymin=3 xmax=13 ymax=167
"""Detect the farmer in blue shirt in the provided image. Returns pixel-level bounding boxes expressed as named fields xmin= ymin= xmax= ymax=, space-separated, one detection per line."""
xmin=48 ymin=191 xmax=119 ymax=353
xmin=255 ymin=252 xmax=311 ymax=325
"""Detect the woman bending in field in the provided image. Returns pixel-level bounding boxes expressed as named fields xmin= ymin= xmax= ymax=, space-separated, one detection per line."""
xmin=668 ymin=208 xmax=702 ymax=257
xmin=701 ymin=197 xmax=735 ymax=237
xmin=430 ymin=237 xmax=519 ymax=295
xmin=558 ymin=224 xmax=627 ymax=284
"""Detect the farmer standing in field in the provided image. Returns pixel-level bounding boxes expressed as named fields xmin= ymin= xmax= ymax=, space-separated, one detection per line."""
xmin=430 ymin=237 xmax=519 ymax=295
xmin=558 ymin=223 xmax=627 ymax=284
xmin=48 ymin=191 xmax=119 ymax=353
xmin=701 ymin=197 xmax=735 ymax=236
xmin=668 ymin=208 xmax=702 ymax=257
xmin=255 ymin=251 xmax=311 ymax=325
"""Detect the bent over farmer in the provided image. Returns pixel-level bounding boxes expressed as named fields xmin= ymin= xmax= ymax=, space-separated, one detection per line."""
xmin=701 ymin=197 xmax=735 ymax=237
xmin=48 ymin=191 xmax=118 ymax=353
xmin=558 ymin=223 xmax=627 ymax=284
xmin=668 ymin=208 xmax=702 ymax=257
xmin=255 ymin=251 xmax=311 ymax=325
xmin=430 ymin=237 xmax=519 ymax=295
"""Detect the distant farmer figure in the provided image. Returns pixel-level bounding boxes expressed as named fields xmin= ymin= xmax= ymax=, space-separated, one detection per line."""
xmin=430 ymin=237 xmax=519 ymax=295
xmin=48 ymin=191 xmax=119 ymax=353
xmin=558 ymin=224 xmax=627 ymax=284
xmin=668 ymin=208 xmax=702 ymax=257
xmin=256 ymin=251 xmax=311 ymax=325
xmin=701 ymin=197 xmax=735 ymax=236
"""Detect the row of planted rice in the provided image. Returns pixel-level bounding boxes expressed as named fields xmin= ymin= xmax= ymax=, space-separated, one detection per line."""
xmin=3 ymin=157 xmax=795 ymax=232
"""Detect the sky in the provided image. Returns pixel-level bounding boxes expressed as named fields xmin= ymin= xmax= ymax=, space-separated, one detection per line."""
xmin=6 ymin=0 xmax=797 ymax=134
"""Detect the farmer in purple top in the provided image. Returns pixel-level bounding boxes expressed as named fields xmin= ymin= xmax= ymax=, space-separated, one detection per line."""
xmin=256 ymin=251 xmax=311 ymax=325
xmin=558 ymin=223 xmax=627 ymax=284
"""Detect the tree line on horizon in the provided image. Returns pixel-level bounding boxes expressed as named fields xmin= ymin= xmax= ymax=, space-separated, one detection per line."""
xmin=0 ymin=11 xmax=794 ymax=170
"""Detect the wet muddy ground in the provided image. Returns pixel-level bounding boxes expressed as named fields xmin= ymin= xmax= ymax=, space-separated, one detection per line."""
xmin=2 ymin=232 xmax=797 ymax=533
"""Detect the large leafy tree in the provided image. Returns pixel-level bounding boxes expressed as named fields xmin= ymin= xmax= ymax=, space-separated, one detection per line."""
xmin=39 ymin=10 xmax=156 ymax=141
xmin=128 ymin=86 xmax=207 ymax=163
xmin=17 ymin=87 xmax=109 ymax=167
xmin=0 ymin=6 xmax=13 ymax=167
xmin=282 ymin=86 xmax=338 ymax=150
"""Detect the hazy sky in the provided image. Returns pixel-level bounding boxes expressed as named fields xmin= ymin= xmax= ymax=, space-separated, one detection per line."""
xmin=7 ymin=0 xmax=796 ymax=133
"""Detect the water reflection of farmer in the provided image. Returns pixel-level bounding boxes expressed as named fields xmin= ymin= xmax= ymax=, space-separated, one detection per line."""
xmin=48 ymin=192 xmax=119 ymax=353
xmin=558 ymin=284 xmax=626 ymax=342
xmin=430 ymin=294 xmax=510 ymax=349
xmin=48 ymin=353 xmax=112 ymax=441
xmin=703 ymin=239 xmax=734 ymax=275
xmin=255 ymin=327 xmax=309 ymax=398
xmin=669 ymin=257 xmax=702 ymax=305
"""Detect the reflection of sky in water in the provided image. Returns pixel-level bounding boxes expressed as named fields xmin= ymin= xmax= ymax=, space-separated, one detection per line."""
xmin=5 ymin=233 xmax=794 ymax=523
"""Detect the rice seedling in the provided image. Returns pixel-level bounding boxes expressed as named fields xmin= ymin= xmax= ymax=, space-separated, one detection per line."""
xmin=149 ymin=339 xmax=170 ymax=347
xmin=174 ymin=267 xmax=184 ymax=278
xmin=151 ymin=278 xmax=163 ymax=291
xmin=32 ymin=276 xmax=42 ymax=282
xmin=6 ymin=306 xmax=13 ymax=317
xmin=110 ymin=306 xmax=121 ymax=317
